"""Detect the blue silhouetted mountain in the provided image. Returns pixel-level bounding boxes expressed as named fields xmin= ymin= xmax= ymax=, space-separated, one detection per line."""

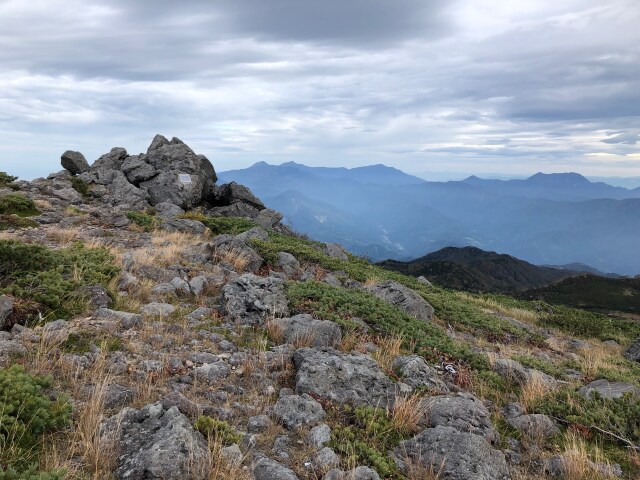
xmin=218 ymin=162 xmax=640 ymax=275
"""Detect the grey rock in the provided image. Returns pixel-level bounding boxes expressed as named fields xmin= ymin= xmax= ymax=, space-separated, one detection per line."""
xmin=323 ymin=467 xmax=381 ymax=480
xmin=255 ymin=208 xmax=283 ymax=230
xmin=624 ymin=337 xmax=640 ymax=362
xmin=170 ymin=276 xmax=191 ymax=295
xmin=187 ymin=307 xmax=214 ymax=321
xmin=0 ymin=339 xmax=27 ymax=357
xmin=268 ymin=314 xmax=342 ymax=348
xmin=392 ymin=355 xmax=448 ymax=392
xmin=323 ymin=243 xmax=348 ymax=261
xmin=493 ymin=358 xmax=557 ymax=388
xmin=221 ymin=444 xmax=243 ymax=468
xmin=105 ymin=172 xmax=151 ymax=211
xmin=313 ymin=447 xmax=340 ymax=471
xmin=0 ymin=295 xmax=14 ymax=330
xmin=52 ymin=187 xmax=82 ymax=204
xmin=247 ymin=414 xmax=272 ymax=433
xmin=421 ymin=393 xmax=498 ymax=444
xmin=195 ymin=362 xmax=231 ymax=384
xmin=293 ymin=347 xmax=396 ymax=409
xmin=236 ymin=226 xmax=269 ymax=242
xmin=83 ymin=284 xmax=112 ymax=309
xmin=210 ymin=234 xmax=263 ymax=272
xmin=277 ymin=252 xmax=300 ymax=275
xmin=95 ymin=308 xmax=143 ymax=330
xmin=189 ymin=275 xmax=208 ymax=296
xmin=162 ymin=218 xmax=207 ymax=235
xmin=579 ymin=379 xmax=640 ymax=399
xmin=221 ymin=274 xmax=289 ymax=326
xmin=61 ymin=150 xmax=89 ymax=174
xmin=103 ymin=383 xmax=136 ymax=409
xmin=214 ymin=182 xmax=264 ymax=210
xmin=91 ymin=147 xmax=128 ymax=172
xmin=393 ymin=426 xmax=510 ymax=480
xmin=161 ymin=391 xmax=200 ymax=417
xmin=140 ymin=302 xmax=176 ymax=317
xmin=101 ymin=403 xmax=208 ymax=480
xmin=273 ymin=393 xmax=326 ymax=430
xmin=308 ymin=423 xmax=331 ymax=449
xmin=154 ymin=201 xmax=185 ymax=220
xmin=121 ymin=155 xmax=156 ymax=185
xmin=366 ymin=280 xmax=434 ymax=321
xmin=253 ymin=457 xmax=299 ymax=480
xmin=140 ymin=136 xmax=217 ymax=209
xmin=508 ymin=414 xmax=559 ymax=440
xmin=152 ymin=283 xmax=176 ymax=294
xmin=417 ymin=275 xmax=433 ymax=286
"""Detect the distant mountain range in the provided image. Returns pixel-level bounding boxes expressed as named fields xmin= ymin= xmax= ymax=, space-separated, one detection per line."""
xmin=218 ymin=162 xmax=640 ymax=275
xmin=378 ymin=246 xmax=578 ymax=293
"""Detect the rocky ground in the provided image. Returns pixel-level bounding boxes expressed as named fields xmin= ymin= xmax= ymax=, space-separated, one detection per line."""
xmin=1 ymin=136 xmax=639 ymax=480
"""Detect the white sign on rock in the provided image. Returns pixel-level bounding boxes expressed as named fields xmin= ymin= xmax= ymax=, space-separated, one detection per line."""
xmin=178 ymin=173 xmax=192 ymax=184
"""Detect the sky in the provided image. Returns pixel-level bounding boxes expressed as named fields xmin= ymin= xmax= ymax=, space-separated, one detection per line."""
xmin=0 ymin=0 xmax=639 ymax=180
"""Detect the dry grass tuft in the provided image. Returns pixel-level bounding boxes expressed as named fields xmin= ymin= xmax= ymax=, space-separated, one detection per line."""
xmin=403 ymin=457 xmax=444 ymax=480
xmin=558 ymin=430 xmax=615 ymax=480
xmin=371 ymin=334 xmax=404 ymax=372
xmin=390 ymin=394 xmax=428 ymax=436
xmin=457 ymin=292 xmax=539 ymax=324
xmin=213 ymin=247 xmax=252 ymax=272
xmin=576 ymin=342 xmax=620 ymax=380
xmin=46 ymin=226 xmax=82 ymax=244
xmin=519 ymin=372 xmax=550 ymax=412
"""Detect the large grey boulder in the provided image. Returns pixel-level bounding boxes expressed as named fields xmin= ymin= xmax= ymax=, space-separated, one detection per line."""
xmin=253 ymin=457 xmax=299 ymax=480
xmin=92 ymin=147 xmax=129 ymax=173
xmin=393 ymin=426 xmax=510 ymax=480
xmin=101 ymin=403 xmax=208 ymax=480
xmin=323 ymin=243 xmax=348 ymax=261
xmin=421 ymin=393 xmax=499 ymax=444
xmin=273 ymin=393 xmax=326 ymax=430
xmin=392 ymin=355 xmax=448 ymax=392
xmin=366 ymin=281 xmax=434 ymax=321
xmin=508 ymin=413 xmax=559 ymax=440
xmin=267 ymin=314 xmax=342 ymax=348
xmin=213 ymin=182 xmax=264 ymax=210
xmin=624 ymin=337 xmax=640 ymax=362
xmin=140 ymin=135 xmax=217 ymax=209
xmin=221 ymin=273 xmax=289 ymax=326
xmin=61 ymin=150 xmax=89 ymax=174
xmin=210 ymin=234 xmax=263 ymax=272
xmin=94 ymin=308 xmax=143 ymax=330
xmin=293 ymin=347 xmax=396 ymax=409
xmin=579 ymin=379 xmax=640 ymax=399
xmin=121 ymin=155 xmax=157 ymax=185
xmin=255 ymin=208 xmax=283 ymax=230
xmin=493 ymin=358 xmax=558 ymax=388
xmin=105 ymin=172 xmax=151 ymax=211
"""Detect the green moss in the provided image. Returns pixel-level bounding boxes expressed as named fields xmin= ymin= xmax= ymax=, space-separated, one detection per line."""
xmin=0 ymin=194 xmax=39 ymax=217
xmin=0 ymin=366 xmax=71 ymax=470
xmin=125 ymin=211 xmax=160 ymax=232
xmin=59 ymin=332 xmax=122 ymax=354
xmin=0 ymin=240 xmax=119 ymax=320
xmin=180 ymin=212 xmax=256 ymax=235
xmin=330 ymin=406 xmax=406 ymax=479
xmin=194 ymin=416 xmax=242 ymax=445
xmin=287 ymin=280 xmax=488 ymax=369
xmin=69 ymin=176 xmax=90 ymax=197
xmin=512 ymin=354 xmax=565 ymax=379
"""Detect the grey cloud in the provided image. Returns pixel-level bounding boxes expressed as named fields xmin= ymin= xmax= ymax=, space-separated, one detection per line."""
xmin=602 ymin=132 xmax=639 ymax=144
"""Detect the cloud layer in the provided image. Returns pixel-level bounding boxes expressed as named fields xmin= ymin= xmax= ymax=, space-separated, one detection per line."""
xmin=0 ymin=0 xmax=639 ymax=179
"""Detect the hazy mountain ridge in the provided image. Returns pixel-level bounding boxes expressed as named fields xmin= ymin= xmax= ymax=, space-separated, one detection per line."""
xmin=219 ymin=163 xmax=640 ymax=275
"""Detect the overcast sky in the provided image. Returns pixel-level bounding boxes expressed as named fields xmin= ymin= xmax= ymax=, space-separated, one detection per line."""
xmin=1 ymin=0 xmax=639 ymax=180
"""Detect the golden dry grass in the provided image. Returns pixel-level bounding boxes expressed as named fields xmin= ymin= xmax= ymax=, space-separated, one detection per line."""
xmin=132 ymin=230 xmax=201 ymax=267
xmin=390 ymin=394 xmax=428 ymax=436
xmin=457 ymin=292 xmax=539 ymax=324
xmin=371 ymin=334 xmax=404 ymax=372
xmin=557 ymin=430 xmax=614 ymax=480
xmin=212 ymin=247 xmax=252 ymax=271
xmin=576 ymin=342 xmax=621 ymax=380
xmin=46 ymin=226 xmax=82 ymax=244
xmin=519 ymin=372 xmax=550 ymax=412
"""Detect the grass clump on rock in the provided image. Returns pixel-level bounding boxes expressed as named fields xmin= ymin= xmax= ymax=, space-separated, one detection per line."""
xmin=0 ymin=240 xmax=119 ymax=320
xmin=0 ymin=194 xmax=39 ymax=217
xmin=194 ymin=416 xmax=242 ymax=446
xmin=181 ymin=212 xmax=256 ymax=235
xmin=0 ymin=365 xmax=71 ymax=475
xmin=126 ymin=210 xmax=160 ymax=232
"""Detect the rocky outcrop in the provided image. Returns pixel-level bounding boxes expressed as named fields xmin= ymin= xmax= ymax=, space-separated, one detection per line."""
xmin=393 ymin=426 xmax=510 ymax=480
xmin=392 ymin=355 xmax=448 ymax=392
xmin=293 ymin=347 xmax=396 ymax=408
xmin=365 ymin=280 xmax=434 ymax=321
xmin=267 ymin=314 xmax=342 ymax=348
xmin=623 ymin=337 xmax=640 ymax=362
xmin=273 ymin=393 xmax=326 ymax=430
xmin=579 ymin=379 xmax=640 ymax=399
xmin=101 ymin=403 xmax=209 ymax=480
xmin=221 ymin=273 xmax=289 ymax=325
xmin=61 ymin=150 xmax=89 ymax=174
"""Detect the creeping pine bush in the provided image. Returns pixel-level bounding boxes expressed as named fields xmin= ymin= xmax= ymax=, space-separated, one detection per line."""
xmin=0 ymin=172 xmax=18 ymax=188
xmin=330 ymin=406 xmax=405 ymax=479
xmin=194 ymin=416 xmax=242 ymax=445
xmin=0 ymin=240 xmax=119 ymax=319
xmin=125 ymin=211 xmax=160 ymax=232
xmin=0 ymin=466 xmax=65 ymax=480
xmin=69 ymin=176 xmax=89 ymax=197
xmin=0 ymin=194 xmax=39 ymax=216
xmin=0 ymin=366 xmax=71 ymax=471
xmin=180 ymin=212 xmax=256 ymax=235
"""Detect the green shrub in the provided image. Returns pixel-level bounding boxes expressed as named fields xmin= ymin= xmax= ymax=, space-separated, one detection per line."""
xmin=0 ymin=240 xmax=119 ymax=319
xmin=0 ymin=172 xmax=18 ymax=188
xmin=125 ymin=211 xmax=160 ymax=232
xmin=0 ymin=465 xmax=64 ymax=480
xmin=512 ymin=354 xmax=565 ymax=379
xmin=330 ymin=406 xmax=405 ymax=479
xmin=0 ymin=194 xmax=38 ymax=217
xmin=180 ymin=212 xmax=255 ymax=235
xmin=59 ymin=332 xmax=122 ymax=354
xmin=194 ymin=416 xmax=241 ymax=445
xmin=0 ymin=366 xmax=71 ymax=470
xmin=534 ymin=388 xmax=640 ymax=445
xmin=69 ymin=176 xmax=89 ymax=197
xmin=287 ymin=280 xmax=488 ymax=369
xmin=0 ymin=215 xmax=38 ymax=231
